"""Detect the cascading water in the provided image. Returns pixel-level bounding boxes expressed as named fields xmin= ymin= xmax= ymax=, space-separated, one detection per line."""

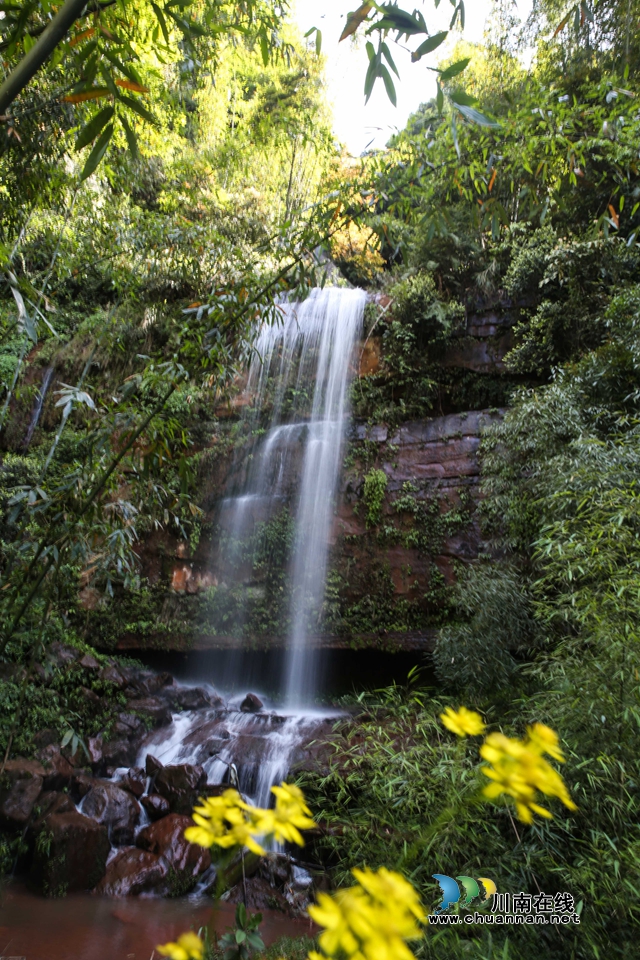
xmin=134 ymin=288 xmax=366 ymax=853
xmin=218 ymin=286 xmax=367 ymax=703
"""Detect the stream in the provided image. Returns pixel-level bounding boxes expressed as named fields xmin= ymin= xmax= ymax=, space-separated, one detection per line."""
xmin=0 ymin=883 xmax=316 ymax=960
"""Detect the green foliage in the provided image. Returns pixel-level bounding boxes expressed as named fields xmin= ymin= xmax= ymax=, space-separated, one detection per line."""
xmin=362 ymin=469 xmax=388 ymax=528
xmin=352 ymin=272 xmax=465 ymax=424
xmin=0 ymin=635 xmax=126 ymax=758
xmin=217 ymin=904 xmax=264 ymax=960
xmin=434 ymin=562 xmax=539 ymax=694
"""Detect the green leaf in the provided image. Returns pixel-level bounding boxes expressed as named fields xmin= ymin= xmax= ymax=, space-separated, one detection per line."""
xmin=411 ymin=31 xmax=447 ymax=61
xmin=436 ymin=82 xmax=444 ymax=114
xmin=151 ymin=1 xmax=170 ymax=45
xmin=102 ymin=51 xmax=143 ymax=86
xmin=439 ymin=57 xmax=470 ymax=81
xmin=235 ymin=931 xmax=246 ymax=944
xmin=364 ymin=42 xmax=379 ymax=101
xmin=259 ymin=27 xmax=269 ymax=65
xmin=120 ymin=114 xmax=139 ymax=158
xmin=450 ymin=89 xmax=477 ymax=106
xmin=380 ymin=42 xmax=399 ymax=77
xmin=304 ymin=25 xmax=322 ymax=54
xmin=118 ymin=94 xmax=158 ymax=125
xmin=75 ymin=106 xmax=114 ymax=151
xmin=455 ymin=103 xmax=500 ymax=127
xmin=80 ymin=123 xmax=114 ymax=180
xmin=369 ymin=6 xmax=426 ymax=38
xmin=61 ymin=729 xmax=73 ymax=748
xmin=379 ymin=63 xmax=397 ymax=106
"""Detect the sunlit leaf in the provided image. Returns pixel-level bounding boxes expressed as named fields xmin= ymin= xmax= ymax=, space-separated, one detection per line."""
xmin=150 ymin=1 xmax=171 ymax=44
xmin=381 ymin=42 xmax=399 ymax=78
xmin=63 ymin=88 xmax=111 ymax=103
xmin=115 ymin=79 xmax=149 ymax=93
xmin=455 ymin=103 xmax=500 ymax=127
xmin=339 ymin=3 xmax=372 ymax=42
xmin=69 ymin=27 xmax=95 ymax=47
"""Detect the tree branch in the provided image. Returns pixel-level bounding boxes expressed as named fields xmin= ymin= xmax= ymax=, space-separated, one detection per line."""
xmin=0 ymin=0 xmax=89 ymax=115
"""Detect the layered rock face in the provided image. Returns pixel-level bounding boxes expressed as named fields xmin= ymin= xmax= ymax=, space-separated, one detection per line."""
xmin=88 ymin=300 xmax=515 ymax=654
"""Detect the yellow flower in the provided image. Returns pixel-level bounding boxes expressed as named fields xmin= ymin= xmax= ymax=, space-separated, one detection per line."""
xmin=308 ymin=867 xmax=425 ymax=960
xmin=480 ymin=728 xmax=577 ymax=824
xmin=157 ymin=932 xmax=203 ymax=960
xmin=526 ymin=722 xmax=565 ymax=762
xmin=440 ymin=706 xmax=486 ymax=737
xmin=184 ymin=782 xmax=315 ymax=855
xmin=256 ymin=782 xmax=316 ymax=846
xmin=185 ymin=789 xmax=266 ymax=855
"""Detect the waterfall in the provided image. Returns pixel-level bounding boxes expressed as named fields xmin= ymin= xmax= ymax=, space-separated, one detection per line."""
xmin=131 ymin=290 xmax=366 ymax=845
xmin=216 ymin=287 xmax=367 ymax=704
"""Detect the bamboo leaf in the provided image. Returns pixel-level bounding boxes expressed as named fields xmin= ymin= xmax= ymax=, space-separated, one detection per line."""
xmin=75 ymin=105 xmax=114 ymax=151
xmin=120 ymin=114 xmax=139 ymax=158
xmin=63 ymin=88 xmax=111 ymax=103
xmin=80 ymin=123 xmax=114 ymax=180
xmin=439 ymin=57 xmax=470 ymax=81
xmin=455 ymin=103 xmax=500 ymax=127
xmin=151 ymin=1 xmax=171 ymax=44
xmin=118 ymin=94 xmax=158 ymax=125
xmin=339 ymin=3 xmax=372 ymax=42
xmin=411 ymin=31 xmax=447 ymax=61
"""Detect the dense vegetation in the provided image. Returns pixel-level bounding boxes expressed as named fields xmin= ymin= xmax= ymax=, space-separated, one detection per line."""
xmin=2 ymin=0 xmax=640 ymax=958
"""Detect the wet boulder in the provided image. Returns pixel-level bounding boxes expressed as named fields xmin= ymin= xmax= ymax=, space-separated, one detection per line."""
xmin=132 ymin=671 xmax=174 ymax=698
xmin=167 ymin=686 xmax=221 ymax=711
xmin=86 ymin=735 xmax=104 ymax=768
xmin=0 ymin=759 xmax=44 ymax=827
xmin=37 ymin=744 xmax=74 ymax=790
xmin=240 ymin=693 xmax=263 ymax=713
xmin=119 ymin=766 xmax=146 ymax=799
xmin=30 ymin=811 xmax=110 ymax=895
xmin=126 ymin=697 xmax=172 ymax=728
xmin=97 ymin=663 xmax=127 ymax=689
xmin=101 ymin=738 xmax=137 ymax=769
xmin=137 ymin=813 xmax=211 ymax=877
xmin=81 ymin=781 xmax=141 ymax=845
xmin=33 ymin=790 xmax=76 ymax=822
xmin=154 ymin=763 xmax=207 ymax=815
xmin=111 ymin=711 xmax=145 ymax=739
xmin=141 ymin=793 xmax=171 ymax=821
xmin=70 ymin=771 xmax=97 ymax=802
xmin=94 ymin=846 xmax=168 ymax=896
xmin=145 ymin=753 xmax=164 ymax=778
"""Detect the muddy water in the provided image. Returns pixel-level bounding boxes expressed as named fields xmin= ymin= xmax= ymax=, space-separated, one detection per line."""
xmin=0 ymin=884 xmax=315 ymax=960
